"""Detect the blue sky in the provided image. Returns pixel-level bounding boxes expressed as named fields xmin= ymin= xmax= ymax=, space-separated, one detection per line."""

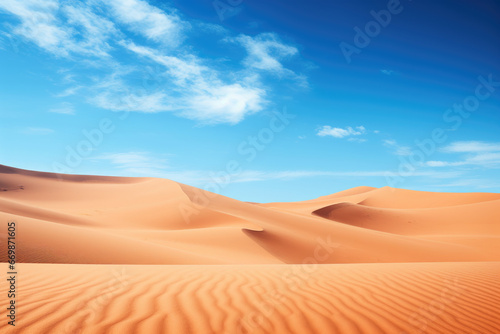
xmin=0 ymin=0 xmax=499 ymax=202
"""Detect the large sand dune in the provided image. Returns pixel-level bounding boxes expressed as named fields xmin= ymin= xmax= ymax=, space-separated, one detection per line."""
xmin=1 ymin=164 xmax=499 ymax=333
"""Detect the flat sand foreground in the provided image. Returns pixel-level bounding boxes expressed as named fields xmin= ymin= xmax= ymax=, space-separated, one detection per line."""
xmin=1 ymin=262 xmax=499 ymax=334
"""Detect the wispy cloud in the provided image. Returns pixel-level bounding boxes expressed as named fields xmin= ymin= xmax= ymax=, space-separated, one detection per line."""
xmin=151 ymin=169 xmax=462 ymax=185
xmin=93 ymin=89 xmax=168 ymax=113
xmin=0 ymin=0 xmax=118 ymax=58
xmin=227 ymin=33 xmax=307 ymax=88
xmin=230 ymin=170 xmax=387 ymax=183
xmin=427 ymin=141 xmax=500 ymax=168
xmin=194 ymin=21 xmax=227 ymax=35
xmin=426 ymin=161 xmax=463 ymax=167
xmin=21 ymin=127 xmax=54 ymax=135
xmin=427 ymin=153 xmax=500 ymax=167
xmin=0 ymin=0 xmax=68 ymax=56
xmin=228 ymin=33 xmax=298 ymax=75
xmin=102 ymin=0 xmax=188 ymax=47
xmin=92 ymin=152 xmax=168 ymax=176
xmin=61 ymin=2 xmax=119 ymax=56
xmin=348 ymin=138 xmax=366 ymax=143
xmin=440 ymin=141 xmax=500 ymax=153
xmin=106 ymin=40 xmax=267 ymax=124
xmin=383 ymin=139 xmax=412 ymax=156
xmin=380 ymin=69 xmax=397 ymax=76
xmin=317 ymin=125 xmax=366 ymax=139
xmin=426 ymin=179 xmax=500 ymax=189
xmin=54 ymin=85 xmax=82 ymax=97
xmin=86 ymin=149 xmax=465 ymax=184
xmin=223 ymin=170 xmax=461 ymax=183
xmin=0 ymin=0 xmax=303 ymax=125
xmin=49 ymin=102 xmax=75 ymax=114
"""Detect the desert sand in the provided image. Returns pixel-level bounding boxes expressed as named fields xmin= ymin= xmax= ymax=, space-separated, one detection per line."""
xmin=1 ymin=164 xmax=499 ymax=333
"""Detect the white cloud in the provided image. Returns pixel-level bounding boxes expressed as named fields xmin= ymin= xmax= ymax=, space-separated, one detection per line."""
xmin=230 ymin=170 xmax=384 ymax=183
xmin=427 ymin=179 xmax=500 ymax=189
xmin=112 ymin=41 xmax=267 ymax=124
xmin=317 ymin=125 xmax=366 ymax=138
xmin=120 ymin=41 xmax=207 ymax=86
xmin=426 ymin=160 xmax=462 ymax=167
xmin=102 ymin=0 xmax=188 ymax=47
xmin=383 ymin=139 xmax=412 ymax=156
xmin=380 ymin=69 xmax=396 ymax=75
xmin=54 ymin=85 xmax=82 ymax=97
xmin=467 ymin=152 xmax=500 ymax=164
xmin=49 ymin=101 xmax=75 ymax=114
xmin=441 ymin=141 xmax=500 ymax=153
xmin=87 ymin=65 xmax=165 ymax=112
xmin=99 ymin=152 xmax=164 ymax=167
xmin=228 ymin=33 xmax=301 ymax=79
xmin=0 ymin=0 xmax=185 ymax=57
xmin=429 ymin=152 xmax=500 ymax=167
xmin=225 ymin=170 xmax=461 ymax=183
xmin=92 ymin=152 xmax=168 ymax=176
xmin=61 ymin=3 xmax=119 ymax=56
xmin=348 ymin=138 xmax=366 ymax=143
xmin=0 ymin=0 xmax=119 ymax=57
xmin=0 ymin=0 xmax=69 ymax=56
xmin=182 ymin=83 xmax=265 ymax=124
xmin=0 ymin=0 xmax=302 ymax=125
xmin=21 ymin=127 xmax=54 ymax=135
xmin=194 ymin=22 xmax=227 ymax=35
xmin=93 ymin=90 xmax=168 ymax=113
xmin=149 ymin=169 xmax=462 ymax=185
xmin=84 ymin=150 xmax=466 ymax=185
xmin=427 ymin=141 xmax=500 ymax=168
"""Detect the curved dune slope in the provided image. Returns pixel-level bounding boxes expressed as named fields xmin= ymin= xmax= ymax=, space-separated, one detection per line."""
xmin=1 ymin=262 xmax=498 ymax=334
xmin=1 ymin=165 xmax=499 ymax=334
xmin=312 ymin=200 xmax=500 ymax=235
xmin=1 ymin=164 xmax=500 ymax=264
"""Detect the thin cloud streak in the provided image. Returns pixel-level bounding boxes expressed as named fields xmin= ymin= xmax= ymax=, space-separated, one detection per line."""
xmin=0 ymin=0 xmax=303 ymax=124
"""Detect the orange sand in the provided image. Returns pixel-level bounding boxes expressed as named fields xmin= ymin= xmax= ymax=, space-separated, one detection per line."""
xmin=1 ymin=165 xmax=499 ymax=333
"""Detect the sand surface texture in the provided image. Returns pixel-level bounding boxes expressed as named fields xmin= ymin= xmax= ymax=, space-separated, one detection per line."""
xmin=1 ymin=165 xmax=499 ymax=333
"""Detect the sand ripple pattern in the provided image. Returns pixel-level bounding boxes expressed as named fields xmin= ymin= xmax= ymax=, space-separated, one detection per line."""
xmin=1 ymin=262 xmax=499 ymax=334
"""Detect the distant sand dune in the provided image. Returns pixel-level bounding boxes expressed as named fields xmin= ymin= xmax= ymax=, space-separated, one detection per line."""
xmin=1 ymin=164 xmax=499 ymax=264
xmin=1 ymin=165 xmax=499 ymax=333
xmin=312 ymin=200 xmax=500 ymax=235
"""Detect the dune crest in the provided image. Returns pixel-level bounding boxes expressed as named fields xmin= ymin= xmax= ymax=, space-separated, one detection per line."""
xmin=1 ymin=164 xmax=499 ymax=264
xmin=1 ymin=165 xmax=499 ymax=333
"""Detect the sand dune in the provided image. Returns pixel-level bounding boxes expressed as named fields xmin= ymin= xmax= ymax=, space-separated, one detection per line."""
xmin=312 ymin=200 xmax=500 ymax=235
xmin=1 ymin=164 xmax=499 ymax=333
xmin=2 ymin=164 xmax=499 ymax=264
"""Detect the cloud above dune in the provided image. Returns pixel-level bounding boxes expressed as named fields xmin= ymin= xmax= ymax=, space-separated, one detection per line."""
xmin=0 ymin=0 xmax=302 ymax=124
xmin=427 ymin=141 xmax=500 ymax=168
xmin=101 ymin=0 xmax=188 ymax=47
xmin=21 ymin=127 xmax=54 ymax=135
xmin=440 ymin=141 xmax=500 ymax=153
xmin=92 ymin=152 xmax=169 ymax=176
xmin=227 ymin=33 xmax=303 ymax=80
xmin=317 ymin=125 xmax=366 ymax=138
xmin=49 ymin=102 xmax=75 ymax=114
xmin=383 ymin=139 xmax=412 ymax=156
